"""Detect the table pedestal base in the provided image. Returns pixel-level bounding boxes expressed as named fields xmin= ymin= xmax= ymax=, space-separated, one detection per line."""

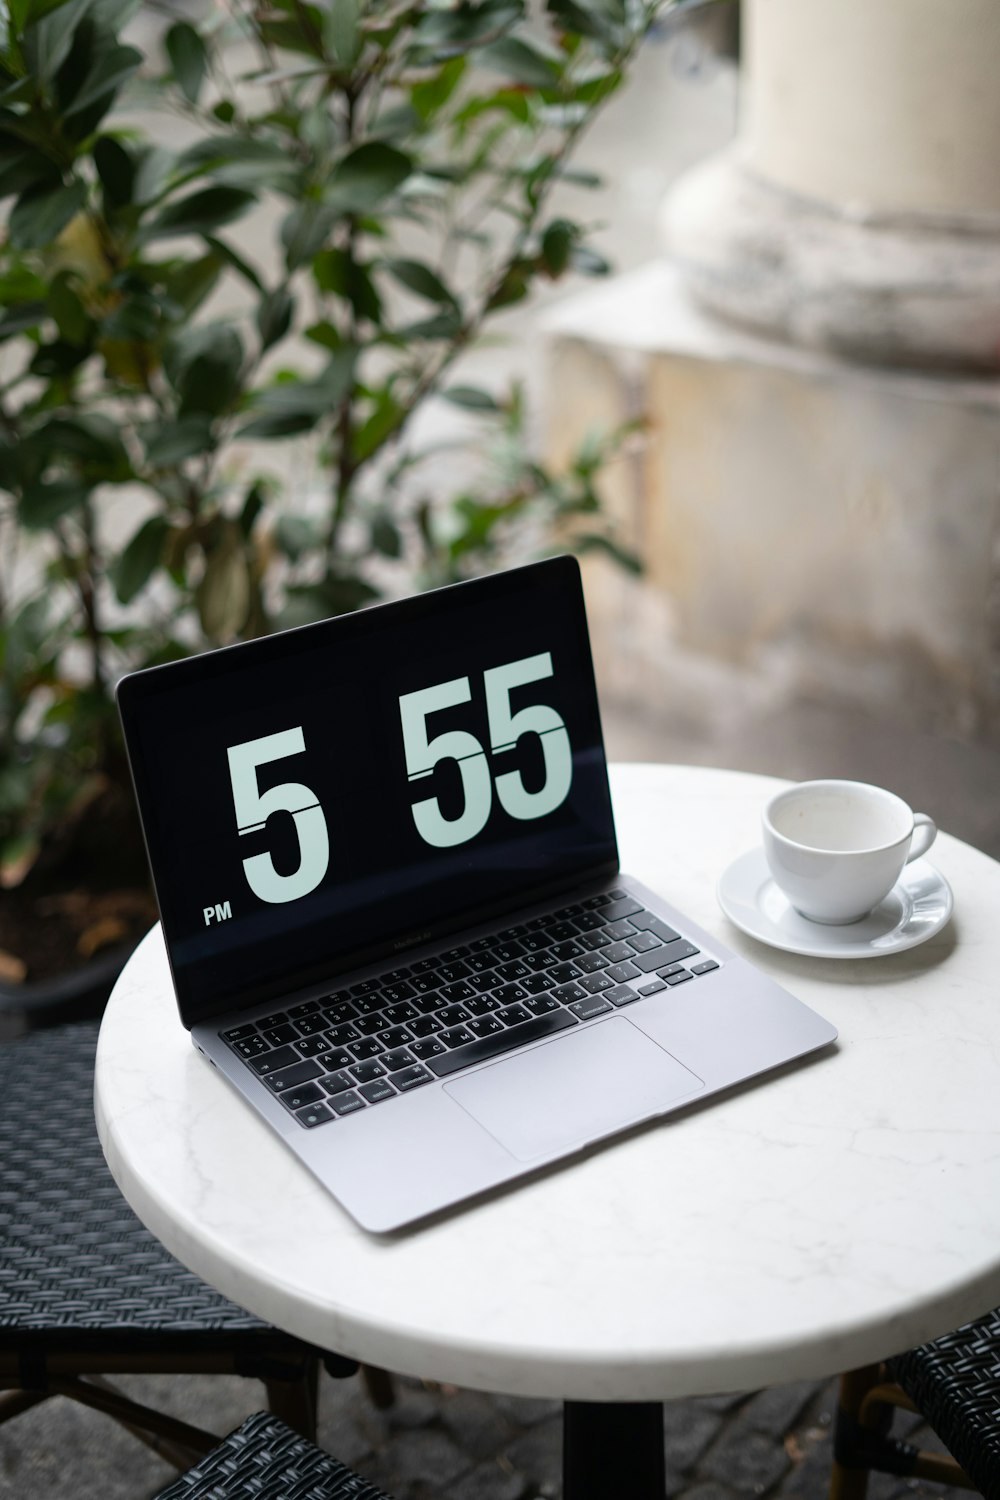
xmin=563 ymin=1401 xmax=665 ymax=1500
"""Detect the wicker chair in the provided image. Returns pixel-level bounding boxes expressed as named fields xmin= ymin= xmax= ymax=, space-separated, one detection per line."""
xmin=0 ymin=1020 xmax=362 ymax=1469
xmin=830 ymin=1309 xmax=1000 ymax=1498
xmin=152 ymin=1411 xmax=394 ymax=1499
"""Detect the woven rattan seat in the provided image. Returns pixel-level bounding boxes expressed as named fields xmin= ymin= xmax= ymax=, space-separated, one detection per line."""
xmin=0 ymin=1020 xmax=358 ymax=1466
xmin=153 ymin=1411 xmax=393 ymax=1500
xmin=830 ymin=1309 xmax=1000 ymax=1498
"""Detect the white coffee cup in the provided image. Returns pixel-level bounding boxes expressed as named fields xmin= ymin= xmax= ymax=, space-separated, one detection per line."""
xmin=761 ymin=779 xmax=937 ymax=925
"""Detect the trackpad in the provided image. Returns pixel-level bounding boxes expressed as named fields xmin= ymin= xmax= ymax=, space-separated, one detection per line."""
xmin=444 ymin=1017 xmax=704 ymax=1162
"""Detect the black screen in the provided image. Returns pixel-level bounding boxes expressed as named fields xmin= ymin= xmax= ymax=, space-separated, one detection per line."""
xmin=117 ymin=556 xmax=618 ymax=1027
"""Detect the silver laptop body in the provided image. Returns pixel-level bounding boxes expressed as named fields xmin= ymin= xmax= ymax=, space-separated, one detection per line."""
xmin=118 ymin=557 xmax=837 ymax=1232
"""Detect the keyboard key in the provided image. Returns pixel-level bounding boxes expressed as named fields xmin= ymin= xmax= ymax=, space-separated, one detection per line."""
xmin=234 ymin=1035 xmax=269 ymax=1058
xmin=606 ymin=961 xmax=640 ymax=983
xmin=296 ymin=1103 xmax=333 ymax=1128
xmin=638 ymin=978 xmax=668 ymax=995
xmin=427 ymin=1009 xmax=578 ymax=1077
xmin=665 ymin=970 xmax=694 ymax=986
xmin=496 ymin=959 xmax=530 ymax=982
xmin=441 ymin=981 xmax=475 ymax=1004
xmin=438 ymin=1003 xmax=471 ymax=1026
xmin=605 ymin=984 xmax=640 ymax=1008
xmin=628 ymin=931 xmax=662 ymax=954
xmin=520 ymin=932 xmax=550 ymax=953
xmin=348 ymin=1039 xmax=385 ymax=1061
xmin=570 ymin=995 xmax=613 ymax=1020
xmin=297 ymin=1035 xmax=335 ymax=1058
xmin=549 ymin=963 xmax=582 ymax=984
xmin=465 ymin=994 xmax=501 ymax=1016
xmin=581 ymin=972 xmax=615 ymax=994
xmin=320 ymin=1070 xmax=355 ymax=1095
xmin=525 ymin=994 xmax=560 ymax=1016
xmin=552 ymin=982 xmax=588 ymax=1004
xmin=410 ymin=1014 xmax=444 ymax=1037
xmin=442 ymin=945 xmax=469 ymax=961
xmin=413 ymin=992 xmax=447 ymax=1014
xmin=360 ymin=1079 xmax=395 ymax=1104
xmin=631 ymin=913 xmax=681 ymax=943
xmin=327 ymin=1023 xmax=361 ymax=1046
xmin=492 ymin=941 xmax=526 ymax=962
xmin=572 ymin=911 xmax=604 ymax=932
xmin=691 ymin=959 xmax=720 ymax=975
xmin=381 ymin=1047 xmax=415 ymax=1072
xmin=384 ymin=967 xmax=411 ymax=982
xmin=293 ymin=1014 xmax=328 ymax=1036
xmin=264 ymin=1059 xmax=323 ymax=1092
xmin=357 ymin=1013 xmax=388 ymax=1036
xmin=602 ymin=897 xmax=643 ymax=921
xmin=223 ymin=1025 xmax=257 ymax=1041
xmin=634 ymin=941 xmax=700 ymax=973
xmin=441 ymin=1026 xmax=475 ymax=1048
xmin=550 ymin=941 xmax=583 ymax=962
xmin=351 ymin=1060 xmax=386 ymax=1082
xmin=378 ymin=1025 xmax=414 ymax=1049
xmin=330 ymin=1090 xmax=366 ymax=1116
xmin=469 ymin=972 xmax=498 ymax=993
xmin=319 ymin=1001 xmax=358 ymax=1026
xmin=655 ymin=940 xmax=701 ymax=967
xmin=494 ymin=983 xmax=527 ymax=1006
xmin=283 ymin=1082 xmax=324 ymax=1109
xmin=438 ymin=961 xmax=471 ymax=983
xmin=601 ymin=942 xmax=634 ymax=963
xmin=465 ymin=952 xmax=494 ymax=973
xmin=251 ymin=1045 xmax=301 ymax=1075
xmin=409 ymin=1038 xmax=446 ymax=1060
xmin=389 ymin=1064 xmax=433 ymax=1092
xmin=350 ymin=994 xmax=384 ymax=1016
xmin=496 ymin=1004 xmax=531 ymax=1026
xmin=467 ymin=1016 xmax=504 ymax=1039
xmin=349 ymin=979 xmax=380 ymax=997
xmin=316 ymin=1047 xmax=354 ymax=1070
xmin=383 ymin=1002 xmax=419 ymax=1026
xmin=381 ymin=983 xmax=415 ymax=1005
xmin=548 ymin=922 xmax=578 ymax=942
xmin=603 ymin=920 xmax=637 ymax=942
xmin=409 ymin=972 xmax=439 ymax=993
xmin=258 ymin=1011 xmax=288 ymax=1029
xmin=289 ymin=1001 xmax=320 ymax=1019
xmin=576 ymin=951 xmax=610 ymax=973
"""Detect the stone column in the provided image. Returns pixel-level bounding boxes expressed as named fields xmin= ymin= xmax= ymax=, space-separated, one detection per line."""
xmin=663 ymin=0 xmax=1000 ymax=370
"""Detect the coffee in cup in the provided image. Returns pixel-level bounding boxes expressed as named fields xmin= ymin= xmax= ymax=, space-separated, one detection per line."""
xmin=761 ymin=779 xmax=936 ymax=925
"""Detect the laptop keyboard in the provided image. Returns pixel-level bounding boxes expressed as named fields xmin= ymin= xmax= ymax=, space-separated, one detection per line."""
xmin=220 ymin=889 xmax=720 ymax=1129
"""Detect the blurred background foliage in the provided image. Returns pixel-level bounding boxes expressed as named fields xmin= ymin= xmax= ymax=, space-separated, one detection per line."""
xmin=0 ymin=0 xmax=664 ymax=893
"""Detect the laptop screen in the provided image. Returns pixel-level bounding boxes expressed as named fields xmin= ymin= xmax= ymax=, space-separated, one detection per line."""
xmin=117 ymin=556 xmax=618 ymax=1028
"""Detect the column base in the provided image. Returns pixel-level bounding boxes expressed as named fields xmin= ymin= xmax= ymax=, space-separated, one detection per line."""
xmin=661 ymin=150 xmax=1000 ymax=373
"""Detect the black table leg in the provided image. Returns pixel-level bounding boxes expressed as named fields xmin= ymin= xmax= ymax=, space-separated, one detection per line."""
xmin=563 ymin=1400 xmax=666 ymax=1500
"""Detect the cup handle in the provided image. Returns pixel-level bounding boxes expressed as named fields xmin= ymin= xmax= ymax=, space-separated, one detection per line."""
xmin=905 ymin=813 xmax=936 ymax=864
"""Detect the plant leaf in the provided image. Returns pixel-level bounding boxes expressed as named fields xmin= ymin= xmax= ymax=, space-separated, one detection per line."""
xmin=166 ymin=21 xmax=207 ymax=104
xmin=327 ymin=142 xmax=411 ymax=212
xmin=145 ymin=185 xmax=255 ymax=241
xmin=113 ymin=514 xmax=170 ymax=603
xmin=383 ymin=257 xmax=459 ymax=310
xmin=8 ymin=178 xmax=86 ymax=249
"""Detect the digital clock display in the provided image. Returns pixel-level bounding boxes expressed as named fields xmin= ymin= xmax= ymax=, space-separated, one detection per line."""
xmin=117 ymin=557 xmax=617 ymax=1028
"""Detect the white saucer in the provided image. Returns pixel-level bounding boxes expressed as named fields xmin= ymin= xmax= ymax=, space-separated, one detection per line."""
xmin=716 ymin=848 xmax=953 ymax=958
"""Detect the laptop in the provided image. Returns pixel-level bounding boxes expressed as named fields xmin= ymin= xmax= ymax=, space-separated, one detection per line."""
xmin=117 ymin=555 xmax=837 ymax=1232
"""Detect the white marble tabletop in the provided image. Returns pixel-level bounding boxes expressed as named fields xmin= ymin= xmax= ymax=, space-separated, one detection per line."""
xmin=95 ymin=764 xmax=1000 ymax=1402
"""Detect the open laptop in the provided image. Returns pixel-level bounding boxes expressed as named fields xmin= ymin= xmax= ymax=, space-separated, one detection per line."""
xmin=117 ymin=555 xmax=837 ymax=1232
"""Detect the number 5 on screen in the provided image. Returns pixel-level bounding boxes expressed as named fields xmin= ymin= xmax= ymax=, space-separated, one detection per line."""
xmin=399 ymin=652 xmax=572 ymax=849
xmin=227 ymin=728 xmax=330 ymax=903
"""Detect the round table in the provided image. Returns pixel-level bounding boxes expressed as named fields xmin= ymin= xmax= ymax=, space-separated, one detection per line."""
xmin=95 ymin=765 xmax=1000 ymax=1496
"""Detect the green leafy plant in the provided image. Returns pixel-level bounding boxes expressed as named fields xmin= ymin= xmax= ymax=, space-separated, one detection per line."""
xmin=0 ymin=0 xmax=659 ymax=931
